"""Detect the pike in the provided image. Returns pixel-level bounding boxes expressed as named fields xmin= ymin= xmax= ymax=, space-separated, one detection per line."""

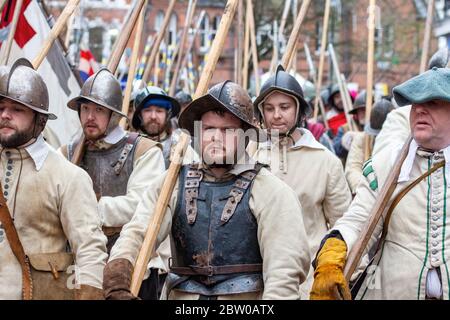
xmin=364 ymin=0 xmax=377 ymax=160
xmin=141 ymin=0 xmax=177 ymax=86
xmin=71 ymin=0 xmax=146 ymax=165
xmin=129 ymin=0 xmax=240 ymax=296
xmin=242 ymin=1 xmax=251 ymax=91
xmin=304 ymin=41 xmax=329 ymax=129
xmin=328 ymin=43 xmax=358 ymax=132
xmin=169 ymin=0 xmax=197 ymax=96
xmin=119 ymin=0 xmax=147 ymax=128
xmin=312 ymin=0 xmax=331 ymax=122
xmin=247 ymin=0 xmax=260 ymax=95
xmin=269 ymin=0 xmax=292 ymax=73
xmin=419 ymin=0 xmax=435 ymax=73
xmin=176 ymin=10 xmax=205 ymax=90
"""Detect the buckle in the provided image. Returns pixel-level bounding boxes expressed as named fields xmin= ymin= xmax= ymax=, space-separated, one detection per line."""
xmin=207 ymin=265 xmax=214 ymax=277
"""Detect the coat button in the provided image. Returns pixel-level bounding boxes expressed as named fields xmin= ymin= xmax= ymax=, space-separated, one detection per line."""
xmin=432 ymin=207 xmax=440 ymax=213
xmin=432 ymin=225 xmax=438 ymax=231
xmin=432 ymin=241 xmax=438 ymax=247
xmin=432 ymin=233 xmax=439 ymax=238
xmin=433 ymin=216 xmax=440 ymax=221
xmin=432 ymin=249 xmax=438 ymax=255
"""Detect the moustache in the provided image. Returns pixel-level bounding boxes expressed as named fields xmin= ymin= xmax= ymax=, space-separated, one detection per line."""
xmin=0 ymin=121 xmax=17 ymax=130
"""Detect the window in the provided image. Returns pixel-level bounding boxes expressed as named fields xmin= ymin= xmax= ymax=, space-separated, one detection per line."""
xmin=155 ymin=11 xmax=164 ymax=32
xmin=169 ymin=13 xmax=178 ymax=46
xmin=200 ymin=14 xmax=210 ymax=52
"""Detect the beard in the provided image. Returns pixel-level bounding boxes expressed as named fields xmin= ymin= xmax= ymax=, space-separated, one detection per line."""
xmin=144 ymin=121 xmax=165 ymax=136
xmin=0 ymin=121 xmax=35 ymax=148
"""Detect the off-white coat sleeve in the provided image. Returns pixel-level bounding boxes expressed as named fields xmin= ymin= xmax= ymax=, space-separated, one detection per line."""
xmin=99 ymin=145 xmax=166 ymax=227
xmin=250 ymin=168 xmax=311 ymax=300
xmin=332 ymin=166 xmax=384 ymax=257
xmin=345 ymin=132 xmax=365 ymax=194
xmin=60 ymin=167 xmax=108 ymax=289
xmin=323 ymin=155 xmax=352 ymax=228
xmin=108 ymin=172 xmax=177 ymax=265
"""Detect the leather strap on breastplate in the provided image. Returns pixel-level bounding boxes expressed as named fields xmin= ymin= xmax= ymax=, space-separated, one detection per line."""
xmin=220 ymin=170 xmax=257 ymax=224
xmin=112 ymin=132 xmax=140 ymax=175
xmin=184 ymin=168 xmax=203 ymax=224
xmin=183 ymin=164 xmax=263 ymax=225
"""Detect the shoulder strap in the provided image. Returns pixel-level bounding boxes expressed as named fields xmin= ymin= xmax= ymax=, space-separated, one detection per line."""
xmin=220 ymin=164 xmax=265 ymax=224
xmin=0 ymin=184 xmax=32 ymax=299
xmin=378 ymin=161 xmax=445 ymax=250
xmin=113 ymin=132 xmax=140 ymax=175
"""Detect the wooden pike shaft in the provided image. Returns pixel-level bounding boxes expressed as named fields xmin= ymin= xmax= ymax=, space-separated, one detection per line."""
xmin=312 ymin=0 xmax=330 ymax=121
xmin=344 ymin=136 xmax=413 ymax=283
xmin=364 ymin=0 xmax=377 ymax=159
xmin=304 ymin=41 xmax=329 ymax=129
xmin=419 ymin=0 xmax=435 ymax=73
xmin=195 ymin=0 xmax=239 ymax=97
xmin=32 ymin=0 xmax=81 ymax=69
xmin=142 ymin=0 xmax=177 ymax=86
xmin=119 ymin=1 xmax=147 ymax=128
xmin=0 ymin=0 xmax=23 ymax=66
xmin=280 ymin=0 xmax=311 ymax=68
xmin=130 ymin=0 xmax=240 ymax=296
xmin=328 ymin=44 xmax=356 ymax=132
xmin=242 ymin=1 xmax=251 ymax=90
xmin=269 ymin=0 xmax=292 ymax=73
xmin=177 ymin=10 xmax=206 ymax=88
xmin=248 ymin=0 xmax=260 ymax=95
xmin=236 ymin=0 xmax=244 ymax=84
xmin=169 ymin=0 xmax=197 ymax=96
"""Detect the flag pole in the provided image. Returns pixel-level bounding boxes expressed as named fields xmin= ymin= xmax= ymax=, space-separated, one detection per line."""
xmin=0 ymin=0 xmax=24 ymax=66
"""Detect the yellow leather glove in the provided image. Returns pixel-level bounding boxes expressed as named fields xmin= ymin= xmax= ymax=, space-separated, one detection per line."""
xmin=310 ymin=237 xmax=352 ymax=300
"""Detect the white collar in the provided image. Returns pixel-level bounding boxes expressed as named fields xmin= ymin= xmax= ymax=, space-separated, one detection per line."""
xmin=25 ymin=134 xmax=51 ymax=171
xmin=397 ymin=139 xmax=450 ymax=185
xmin=259 ymin=128 xmax=325 ymax=151
xmin=104 ymin=126 xmax=127 ymax=145
xmin=291 ymin=128 xmax=327 ymax=151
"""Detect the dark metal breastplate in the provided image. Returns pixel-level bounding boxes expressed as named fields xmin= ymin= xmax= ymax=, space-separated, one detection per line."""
xmin=68 ymin=135 xmax=138 ymax=197
xmin=169 ymin=165 xmax=264 ymax=296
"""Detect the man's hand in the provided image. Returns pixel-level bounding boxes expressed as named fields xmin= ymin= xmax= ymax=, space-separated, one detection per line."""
xmin=310 ymin=237 xmax=351 ymax=300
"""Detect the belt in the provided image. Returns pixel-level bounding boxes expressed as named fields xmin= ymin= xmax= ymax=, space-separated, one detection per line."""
xmin=170 ymin=263 xmax=262 ymax=276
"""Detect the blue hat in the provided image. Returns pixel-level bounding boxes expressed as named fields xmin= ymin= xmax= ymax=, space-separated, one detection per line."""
xmin=393 ymin=67 xmax=450 ymax=107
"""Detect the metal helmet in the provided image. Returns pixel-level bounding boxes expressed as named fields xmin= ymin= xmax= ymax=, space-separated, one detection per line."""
xmin=349 ymin=90 xmax=367 ymax=115
xmin=254 ymin=65 xmax=311 ymax=126
xmin=175 ymin=90 xmax=193 ymax=106
xmin=67 ymin=68 xmax=126 ymax=117
xmin=369 ymin=99 xmax=394 ymax=131
xmin=179 ymin=81 xmax=260 ymax=138
xmin=0 ymin=65 xmax=9 ymax=79
xmin=320 ymin=88 xmax=330 ymax=106
xmin=0 ymin=58 xmax=56 ymax=120
xmin=132 ymin=85 xmax=181 ymax=130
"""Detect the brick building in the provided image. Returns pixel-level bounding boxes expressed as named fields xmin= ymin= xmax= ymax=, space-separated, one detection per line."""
xmin=46 ymin=0 xmax=440 ymax=97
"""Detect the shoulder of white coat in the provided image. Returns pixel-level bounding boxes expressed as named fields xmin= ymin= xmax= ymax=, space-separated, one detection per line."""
xmin=253 ymin=167 xmax=298 ymax=199
xmin=46 ymin=146 xmax=93 ymax=182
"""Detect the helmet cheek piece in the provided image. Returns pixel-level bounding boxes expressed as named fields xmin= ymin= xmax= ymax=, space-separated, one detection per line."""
xmin=32 ymin=112 xmax=48 ymax=138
